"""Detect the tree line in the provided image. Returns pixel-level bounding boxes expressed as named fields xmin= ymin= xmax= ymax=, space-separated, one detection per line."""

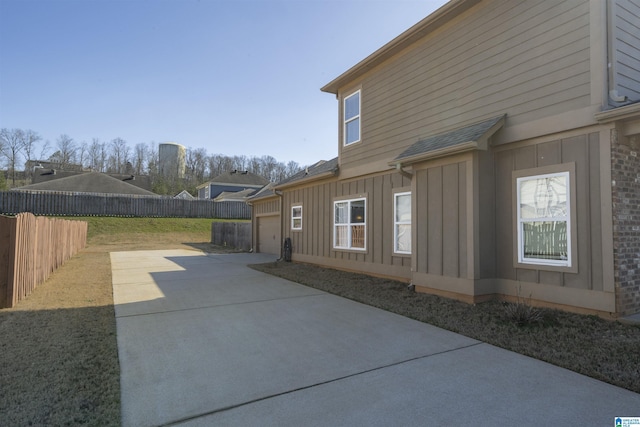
xmin=0 ymin=128 xmax=303 ymax=195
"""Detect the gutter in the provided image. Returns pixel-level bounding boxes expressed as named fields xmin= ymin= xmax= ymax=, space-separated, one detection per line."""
xmin=594 ymin=102 xmax=640 ymax=123
xmin=274 ymin=168 xmax=338 ymax=191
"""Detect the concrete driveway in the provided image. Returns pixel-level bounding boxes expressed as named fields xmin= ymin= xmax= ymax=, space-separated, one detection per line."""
xmin=111 ymin=249 xmax=640 ymax=427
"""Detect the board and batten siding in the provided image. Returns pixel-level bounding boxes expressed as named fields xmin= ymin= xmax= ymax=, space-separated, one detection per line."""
xmin=494 ymin=132 xmax=604 ymax=292
xmin=281 ymin=173 xmax=412 ymax=280
xmin=339 ymin=0 xmax=592 ymax=172
xmin=414 ymin=160 xmax=468 ymax=280
xmin=609 ymin=0 xmax=640 ymax=103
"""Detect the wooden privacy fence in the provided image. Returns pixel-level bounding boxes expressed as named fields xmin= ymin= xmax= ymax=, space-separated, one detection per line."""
xmin=211 ymin=222 xmax=252 ymax=252
xmin=0 ymin=190 xmax=251 ymax=219
xmin=0 ymin=213 xmax=88 ymax=308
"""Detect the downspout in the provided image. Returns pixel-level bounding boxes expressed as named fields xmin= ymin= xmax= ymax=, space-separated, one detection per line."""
xmin=275 ymin=190 xmax=285 ymax=261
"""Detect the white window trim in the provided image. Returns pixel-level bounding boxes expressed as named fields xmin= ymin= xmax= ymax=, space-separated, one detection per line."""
xmin=393 ymin=191 xmax=411 ymax=254
xmin=343 ymin=90 xmax=361 ymax=146
xmin=291 ymin=205 xmax=302 ymax=230
xmin=516 ymin=171 xmax=571 ymax=267
xmin=333 ymin=197 xmax=366 ymax=251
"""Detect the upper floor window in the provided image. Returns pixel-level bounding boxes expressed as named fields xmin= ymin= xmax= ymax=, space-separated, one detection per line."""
xmin=334 ymin=197 xmax=366 ymax=250
xmin=516 ymin=171 xmax=571 ymax=267
xmin=343 ymin=90 xmax=361 ymax=146
xmin=394 ymin=192 xmax=411 ymax=254
xmin=291 ymin=205 xmax=302 ymax=230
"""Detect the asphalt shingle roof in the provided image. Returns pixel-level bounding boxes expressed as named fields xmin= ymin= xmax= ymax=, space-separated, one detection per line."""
xmin=394 ymin=115 xmax=505 ymax=162
xmin=17 ymin=172 xmax=158 ymax=195
xmin=275 ymin=157 xmax=339 ymax=188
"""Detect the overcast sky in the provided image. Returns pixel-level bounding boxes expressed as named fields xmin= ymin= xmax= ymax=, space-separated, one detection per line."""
xmin=1 ymin=0 xmax=448 ymax=167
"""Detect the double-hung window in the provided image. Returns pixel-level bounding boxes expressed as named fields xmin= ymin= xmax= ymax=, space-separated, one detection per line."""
xmin=334 ymin=198 xmax=366 ymax=250
xmin=516 ymin=171 xmax=571 ymax=267
xmin=343 ymin=90 xmax=360 ymax=146
xmin=394 ymin=192 xmax=411 ymax=254
xmin=291 ymin=205 xmax=302 ymax=230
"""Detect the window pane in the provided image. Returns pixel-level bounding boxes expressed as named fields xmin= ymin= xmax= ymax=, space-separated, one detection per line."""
xmin=292 ymin=207 xmax=301 ymax=217
xmin=335 ymin=225 xmax=349 ymax=247
xmin=335 ymin=202 xmax=348 ymax=224
xmin=396 ymin=224 xmax=411 ymax=252
xmin=345 ymin=118 xmax=360 ymax=144
xmin=351 ymin=225 xmax=365 ymax=248
xmin=395 ymin=194 xmax=411 ymax=222
xmin=292 ymin=218 xmax=302 ymax=229
xmin=344 ymin=92 xmax=359 ymax=121
xmin=350 ymin=200 xmax=365 ymax=223
xmin=522 ymin=221 xmax=567 ymax=260
xmin=520 ymin=175 xmax=567 ymax=219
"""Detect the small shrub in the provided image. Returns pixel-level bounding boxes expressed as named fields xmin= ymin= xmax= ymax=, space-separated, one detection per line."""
xmin=503 ymin=287 xmax=543 ymax=326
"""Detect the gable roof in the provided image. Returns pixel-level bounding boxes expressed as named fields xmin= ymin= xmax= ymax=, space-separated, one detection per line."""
xmin=32 ymin=169 xmax=153 ymax=191
xmin=16 ymin=172 xmax=158 ymax=196
xmin=213 ymin=188 xmax=256 ymax=202
xmin=321 ymin=0 xmax=479 ymax=94
xmin=274 ymin=157 xmax=339 ymax=190
xmin=246 ymin=183 xmax=277 ymax=202
xmin=197 ymin=170 xmax=269 ymax=189
xmin=392 ymin=115 xmax=506 ymax=165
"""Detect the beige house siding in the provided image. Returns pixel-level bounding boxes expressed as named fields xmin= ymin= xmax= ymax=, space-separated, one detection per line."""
xmin=338 ymin=0 xmax=592 ymax=174
xmin=608 ymin=0 xmax=640 ymax=103
xmin=493 ymin=131 xmax=605 ymax=292
xmin=281 ymin=173 xmax=412 ymax=280
xmin=413 ymin=158 xmax=469 ymax=280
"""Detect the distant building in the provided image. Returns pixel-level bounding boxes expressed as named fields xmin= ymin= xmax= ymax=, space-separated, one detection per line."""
xmin=158 ymin=142 xmax=186 ymax=179
xmin=196 ymin=170 xmax=269 ymax=200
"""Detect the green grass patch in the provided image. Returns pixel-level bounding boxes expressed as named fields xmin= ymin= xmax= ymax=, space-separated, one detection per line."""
xmin=66 ymin=217 xmax=248 ymax=240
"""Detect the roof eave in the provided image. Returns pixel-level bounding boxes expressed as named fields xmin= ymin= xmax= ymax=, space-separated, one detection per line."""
xmin=274 ymin=169 xmax=338 ymax=190
xmin=390 ymin=141 xmax=479 ymax=167
xmin=321 ymin=0 xmax=479 ymax=94
xmin=594 ymin=102 xmax=640 ymax=123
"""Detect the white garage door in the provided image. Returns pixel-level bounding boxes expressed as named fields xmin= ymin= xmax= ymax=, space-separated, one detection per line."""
xmin=257 ymin=215 xmax=281 ymax=255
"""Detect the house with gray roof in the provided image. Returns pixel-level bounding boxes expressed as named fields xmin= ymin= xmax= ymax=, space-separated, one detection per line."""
xmin=197 ymin=170 xmax=269 ymax=200
xmin=16 ymin=172 xmax=157 ymax=196
xmin=249 ymin=0 xmax=640 ymax=318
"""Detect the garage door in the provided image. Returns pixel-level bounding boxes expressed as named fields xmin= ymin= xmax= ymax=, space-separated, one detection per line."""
xmin=257 ymin=215 xmax=281 ymax=255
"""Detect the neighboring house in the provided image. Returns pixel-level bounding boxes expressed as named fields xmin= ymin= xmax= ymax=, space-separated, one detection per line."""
xmin=26 ymin=160 xmax=84 ymax=173
xmin=16 ymin=172 xmax=157 ymax=195
xmin=31 ymin=168 xmax=153 ymax=192
xmin=213 ymin=188 xmax=257 ymax=202
xmin=197 ymin=170 xmax=269 ymax=200
xmin=250 ymin=0 xmax=640 ymax=317
xmin=174 ymin=190 xmax=196 ymax=200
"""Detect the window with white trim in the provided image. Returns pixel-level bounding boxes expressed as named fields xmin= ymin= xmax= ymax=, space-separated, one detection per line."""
xmin=343 ymin=90 xmax=360 ymax=146
xmin=334 ymin=198 xmax=366 ymax=250
xmin=394 ymin=192 xmax=411 ymax=254
xmin=291 ymin=205 xmax=302 ymax=230
xmin=516 ymin=171 xmax=571 ymax=267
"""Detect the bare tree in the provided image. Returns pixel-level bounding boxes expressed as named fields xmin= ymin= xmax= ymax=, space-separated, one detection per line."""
xmin=0 ymin=128 xmax=26 ymax=185
xmin=88 ymin=138 xmax=103 ymax=171
xmin=133 ymin=142 xmax=147 ymax=175
xmin=21 ymin=129 xmax=42 ymax=183
xmin=110 ymin=137 xmax=128 ymax=173
xmin=78 ymin=141 xmax=88 ymax=169
xmin=54 ymin=134 xmax=77 ymax=168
